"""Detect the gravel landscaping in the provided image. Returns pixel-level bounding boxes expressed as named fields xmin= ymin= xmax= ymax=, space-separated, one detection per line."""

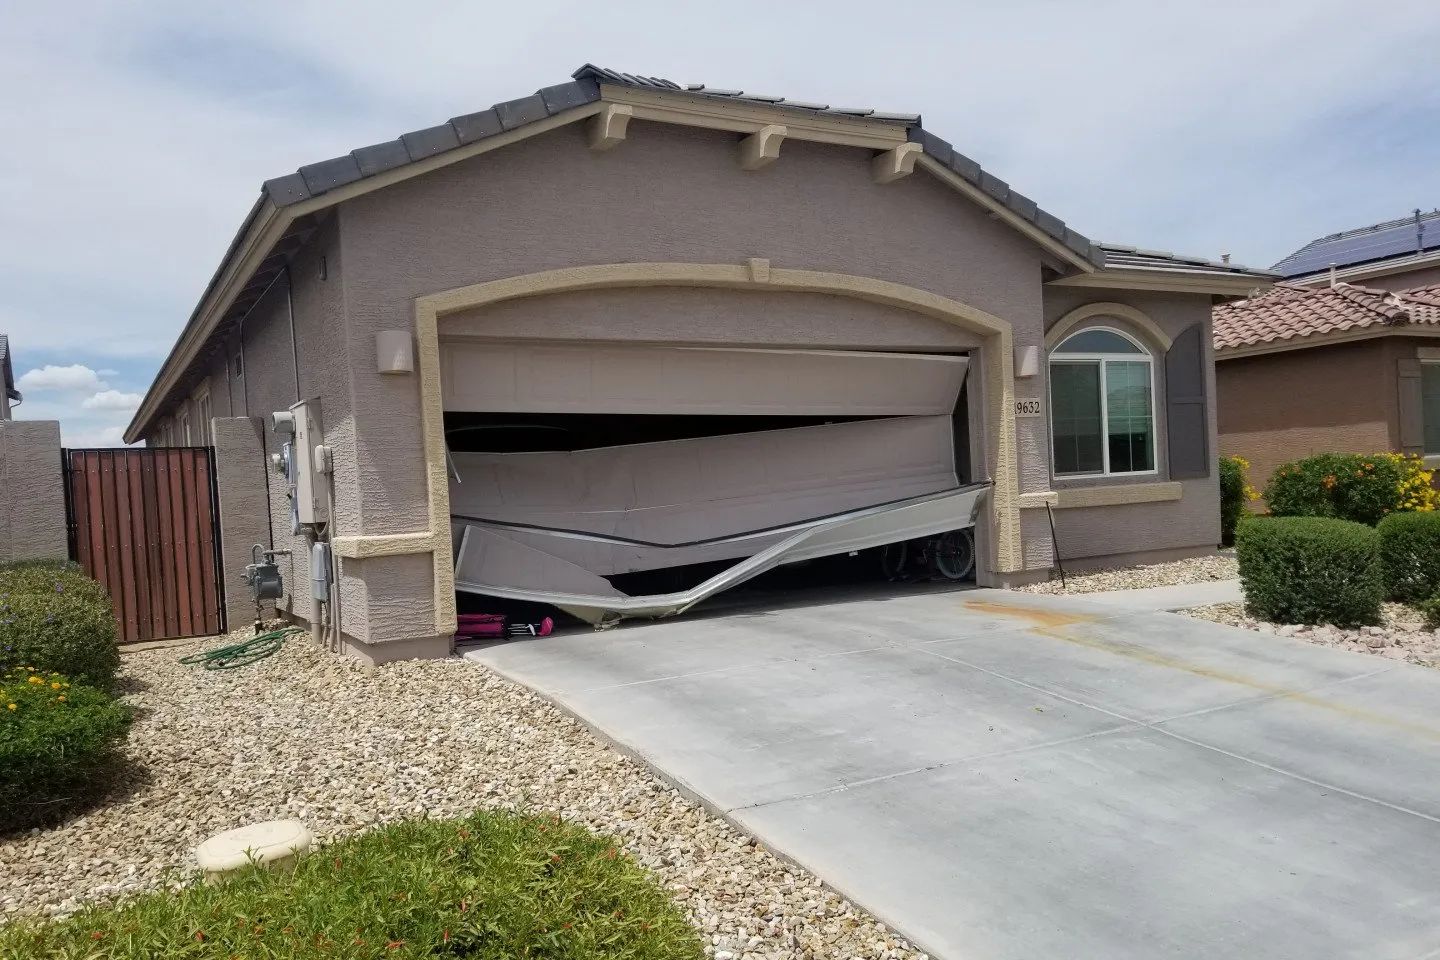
xmin=0 ymin=634 xmax=925 ymax=960
xmin=1185 ymin=601 xmax=1440 ymax=669
xmin=1016 ymin=552 xmax=1237 ymax=595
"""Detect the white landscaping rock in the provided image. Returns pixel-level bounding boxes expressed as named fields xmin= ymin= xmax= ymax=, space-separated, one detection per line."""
xmin=195 ymin=819 xmax=312 ymax=883
xmin=1185 ymin=602 xmax=1440 ymax=669
xmin=1018 ymin=554 xmax=1237 ymax=595
xmin=2 ymin=631 xmax=929 ymax=960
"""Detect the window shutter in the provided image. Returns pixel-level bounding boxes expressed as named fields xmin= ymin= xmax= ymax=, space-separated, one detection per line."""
xmin=1164 ymin=323 xmax=1210 ymax=479
xmin=1398 ymin=358 xmax=1424 ymax=455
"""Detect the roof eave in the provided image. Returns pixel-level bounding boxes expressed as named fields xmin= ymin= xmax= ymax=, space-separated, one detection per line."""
xmin=1283 ymin=247 xmax=1440 ymax=286
xmin=1215 ymin=322 xmax=1440 ymax=360
xmin=1048 ymin=268 xmax=1273 ymax=296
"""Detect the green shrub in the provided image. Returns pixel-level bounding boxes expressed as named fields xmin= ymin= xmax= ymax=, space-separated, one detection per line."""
xmin=0 ymin=811 xmax=704 ymax=960
xmin=1264 ymin=452 xmax=1439 ymax=526
xmin=1219 ymin=455 xmax=1256 ymax=546
xmin=1421 ymin=593 xmax=1440 ymax=631
xmin=0 ymin=566 xmax=118 ymax=690
xmin=0 ymin=668 xmax=132 ymax=831
xmin=1236 ymin=516 xmax=1383 ymax=626
xmin=1376 ymin=512 xmax=1440 ymax=603
xmin=0 ymin=559 xmax=110 ymax=607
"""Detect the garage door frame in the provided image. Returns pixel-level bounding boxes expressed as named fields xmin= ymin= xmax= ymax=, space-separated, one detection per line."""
xmin=334 ymin=259 xmax=1022 ymax=638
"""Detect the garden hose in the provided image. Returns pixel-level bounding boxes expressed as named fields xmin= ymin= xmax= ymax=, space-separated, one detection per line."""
xmin=179 ymin=626 xmax=306 ymax=670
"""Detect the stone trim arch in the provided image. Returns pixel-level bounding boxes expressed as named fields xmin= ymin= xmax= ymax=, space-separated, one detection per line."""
xmin=1046 ymin=301 xmax=1173 ymax=352
xmin=362 ymin=261 xmax=1022 ymax=635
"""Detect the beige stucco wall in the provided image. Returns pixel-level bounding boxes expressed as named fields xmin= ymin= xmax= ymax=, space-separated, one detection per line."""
xmin=338 ymin=121 xmax=1050 ymax=532
xmin=1038 ymin=288 xmax=1222 ymax=564
xmin=1217 ymin=336 xmax=1434 ymax=496
xmin=0 ymin=420 xmax=68 ymax=563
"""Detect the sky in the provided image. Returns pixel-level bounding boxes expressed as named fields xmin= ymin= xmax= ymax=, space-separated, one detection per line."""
xmin=4 ymin=0 xmax=1440 ymax=445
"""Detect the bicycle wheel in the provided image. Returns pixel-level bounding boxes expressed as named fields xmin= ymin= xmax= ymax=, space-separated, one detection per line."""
xmin=930 ymin=529 xmax=975 ymax=581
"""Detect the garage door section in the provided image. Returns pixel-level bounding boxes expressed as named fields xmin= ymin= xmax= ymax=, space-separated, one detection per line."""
xmin=441 ymin=343 xmax=968 ymax=415
xmin=444 ymin=342 xmax=982 ymax=623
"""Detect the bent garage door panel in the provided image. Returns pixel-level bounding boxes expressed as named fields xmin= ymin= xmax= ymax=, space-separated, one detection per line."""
xmin=441 ymin=342 xmax=968 ymax=416
xmin=449 ymin=415 xmax=961 ymax=575
xmin=444 ymin=341 xmax=974 ymax=617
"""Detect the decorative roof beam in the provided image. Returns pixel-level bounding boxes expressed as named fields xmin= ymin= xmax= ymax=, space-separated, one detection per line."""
xmin=738 ymin=125 xmax=786 ymax=171
xmin=588 ymin=103 xmax=632 ymax=151
xmin=871 ymin=142 xmax=922 ymax=184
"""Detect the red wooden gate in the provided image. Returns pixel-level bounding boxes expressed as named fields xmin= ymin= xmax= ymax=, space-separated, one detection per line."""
xmin=63 ymin=448 xmax=225 ymax=643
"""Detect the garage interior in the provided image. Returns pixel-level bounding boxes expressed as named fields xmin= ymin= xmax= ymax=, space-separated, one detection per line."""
xmin=443 ymin=341 xmax=989 ymax=625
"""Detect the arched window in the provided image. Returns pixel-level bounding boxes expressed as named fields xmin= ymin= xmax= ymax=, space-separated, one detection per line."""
xmin=1049 ymin=326 xmax=1155 ymax=476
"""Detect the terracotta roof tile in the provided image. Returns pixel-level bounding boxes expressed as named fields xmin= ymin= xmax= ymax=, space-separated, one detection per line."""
xmin=1214 ymin=281 xmax=1440 ymax=353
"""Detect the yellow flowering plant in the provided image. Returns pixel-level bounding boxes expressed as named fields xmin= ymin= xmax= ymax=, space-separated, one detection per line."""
xmin=1264 ymin=452 xmax=1438 ymax=526
xmin=0 ymin=666 xmax=130 ymax=831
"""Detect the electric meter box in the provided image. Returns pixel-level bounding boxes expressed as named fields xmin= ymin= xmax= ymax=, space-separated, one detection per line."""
xmin=289 ymin=399 xmax=329 ymax=526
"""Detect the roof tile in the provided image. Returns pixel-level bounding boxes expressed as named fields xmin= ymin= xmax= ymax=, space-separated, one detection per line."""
xmin=299 ymin=154 xmax=363 ymax=195
xmin=351 ymin=140 xmax=411 ymax=177
xmin=1213 ymin=281 xmax=1440 ymax=352
xmin=450 ymin=108 xmax=504 ymax=145
xmin=494 ymin=94 xmax=549 ymax=130
xmin=401 ymin=124 xmax=461 ymax=162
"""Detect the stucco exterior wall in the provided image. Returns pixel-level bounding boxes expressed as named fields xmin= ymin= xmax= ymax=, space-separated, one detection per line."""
xmin=0 ymin=420 xmax=67 ymax=563
xmin=1353 ymin=263 xmax=1440 ymax=292
xmin=1217 ymin=335 xmax=1439 ymax=496
xmin=1038 ymin=288 xmax=1222 ymax=564
xmin=339 ymin=122 xmax=1049 ymax=529
xmin=1217 ymin=339 xmax=1396 ymax=494
xmin=211 ymin=417 xmax=274 ymax=629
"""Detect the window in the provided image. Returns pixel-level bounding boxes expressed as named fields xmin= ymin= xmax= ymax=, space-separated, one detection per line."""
xmin=1049 ymin=327 xmax=1156 ymax=476
xmin=178 ymin=410 xmax=192 ymax=446
xmin=195 ymin=388 xmax=213 ymax=446
xmin=1424 ymin=361 xmax=1440 ymax=456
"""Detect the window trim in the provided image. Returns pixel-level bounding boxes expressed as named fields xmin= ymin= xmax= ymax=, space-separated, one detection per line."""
xmin=194 ymin=386 xmax=213 ymax=446
xmin=1049 ymin=325 xmax=1159 ymax=480
xmin=1422 ymin=358 xmax=1440 ymax=459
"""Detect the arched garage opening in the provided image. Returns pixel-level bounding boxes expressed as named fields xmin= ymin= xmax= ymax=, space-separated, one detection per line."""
xmin=413 ymin=263 xmax=1019 ymax=632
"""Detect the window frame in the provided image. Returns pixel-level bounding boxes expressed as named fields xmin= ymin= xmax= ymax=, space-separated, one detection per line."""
xmin=194 ymin=386 xmax=213 ymax=446
xmin=1422 ymin=358 xmax=1440 ymax=459
xmin=1049 ymin=325 xmax=1160 ymax=480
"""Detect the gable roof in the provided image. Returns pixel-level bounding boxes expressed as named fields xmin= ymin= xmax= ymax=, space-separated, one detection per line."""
xmin=1213 ymin=281 xmax=1440 ymax=357
xmin=260 ymin=64 xmax=1106 ymax=268
xmin=125 ymin=64 xmax=1262 ymax=441
xmin=1273 ymin=209 xmax=1440 ymax=279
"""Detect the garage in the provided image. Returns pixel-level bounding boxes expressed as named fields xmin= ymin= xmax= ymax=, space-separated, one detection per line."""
xmin=443 ymin=337 xmax=989 ymax=624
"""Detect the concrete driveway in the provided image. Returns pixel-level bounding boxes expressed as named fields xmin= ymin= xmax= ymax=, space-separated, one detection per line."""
xmin=464 ymin=587 xmax=1440 ymax=960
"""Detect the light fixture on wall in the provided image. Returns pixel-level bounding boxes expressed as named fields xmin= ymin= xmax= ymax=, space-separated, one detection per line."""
xmin=376 ymin=331 xmax=414 ymax=374
xmin=1015 ymin=345 xmax=1040 ymax=378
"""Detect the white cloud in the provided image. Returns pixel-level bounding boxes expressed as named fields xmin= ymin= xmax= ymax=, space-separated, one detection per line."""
xmin=96 ymin=368 xmax=120 ymax=378
xmin=81 ymin=389 xmax=143 ymax=411
xmin=16 ymin=364 xmax=108 ymax=394
xmin=62 ymin=425 xmax=132 ymax=448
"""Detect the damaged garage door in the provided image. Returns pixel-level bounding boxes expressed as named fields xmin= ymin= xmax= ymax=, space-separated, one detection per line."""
xmin=445 ymin=343 xmax=983 ymax=624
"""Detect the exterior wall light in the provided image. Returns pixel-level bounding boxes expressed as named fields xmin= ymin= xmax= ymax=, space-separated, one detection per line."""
xmin=376 ymin=331 xmax=414 ymax=374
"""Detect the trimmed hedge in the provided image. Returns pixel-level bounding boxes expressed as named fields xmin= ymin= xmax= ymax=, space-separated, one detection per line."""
xmin=1236 ymin=516 xmax=1383 ymax=627
xmin=0 ymin=811 xmax=704 ymax=960
xmin=1264 ymin=452 xmax=1439 ymax=525
xmin=1376 ymin=512 xmax=1440 ymax=603
xmin=1219 ymin=455 xmax=1254 ymax=547
xmin=0 ymin=667 xmax=132 ymax=832
xmin=0 ymin=562 xmax=118 ymax=690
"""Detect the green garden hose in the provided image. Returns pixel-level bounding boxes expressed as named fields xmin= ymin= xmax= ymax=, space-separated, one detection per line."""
xmin=179 ymin=626 xmax=306 ymax=670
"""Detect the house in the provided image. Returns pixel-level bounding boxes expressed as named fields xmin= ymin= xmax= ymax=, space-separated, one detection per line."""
xmin=1274 ymin=209 xmax=1440 ymax=291
xmin=123 ymin=64 xmax=1271 ymax=662
xmin=1214 ymin=281 xmax=1440 ymax=493
xmin=0 ymin=335 xmax=19 ymax=420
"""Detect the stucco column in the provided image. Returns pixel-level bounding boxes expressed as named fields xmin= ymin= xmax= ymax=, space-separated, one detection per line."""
xmin=211 ymin=417 xmax=276 ymax=629
xmin=0 ymin=421 xmax=67 ymax=563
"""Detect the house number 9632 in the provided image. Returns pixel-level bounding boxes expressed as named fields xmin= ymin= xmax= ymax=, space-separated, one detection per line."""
xmin=1015 ymin=399 xmax=1043 ymax=418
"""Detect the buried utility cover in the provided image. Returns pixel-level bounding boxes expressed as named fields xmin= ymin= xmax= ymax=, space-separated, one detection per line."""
xmin=196 ymin=819 xmax=312 ymax=883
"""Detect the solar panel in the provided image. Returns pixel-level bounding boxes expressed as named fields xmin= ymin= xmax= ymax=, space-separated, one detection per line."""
xmin=1277 ymin=216 xmax=1439 ymax=277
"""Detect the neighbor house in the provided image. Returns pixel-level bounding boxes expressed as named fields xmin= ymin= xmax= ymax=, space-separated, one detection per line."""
xmin=0 ymin=335 xmax=19 ymax=421
xmin=1214 ymin=281 xmax=1440 ymax=493
xmin=1274 ymin=209 xmax=1440 ymax=291
xmin=124 ymin=64 xmax=1271 ymax=662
